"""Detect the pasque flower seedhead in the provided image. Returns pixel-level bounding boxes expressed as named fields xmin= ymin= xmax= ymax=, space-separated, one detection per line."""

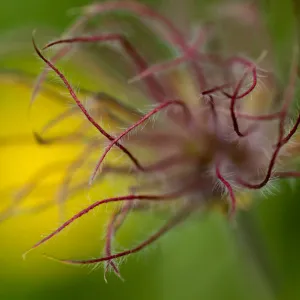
xmin=19 ymin=0 xmax=300 ymax=279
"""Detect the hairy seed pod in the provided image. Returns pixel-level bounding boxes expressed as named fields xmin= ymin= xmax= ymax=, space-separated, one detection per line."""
xmin=17 ymin=0 xmax=300 ymax=280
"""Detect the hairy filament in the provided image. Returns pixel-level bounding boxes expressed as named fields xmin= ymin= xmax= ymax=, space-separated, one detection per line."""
xmin=277 ymin=47 xmax=298 ymax=144
xmin=44 ymin=34 xmax=166 ymax=103
xmin=128 ymin=27 xmax=208 ymax=84
xmin=23 ymin=192 xmax=181 ymax=257
xmin=236 ymin=47 xmax=298 ymax=189
xmin=89 ymin=99 xmax=191 ymax=184
xmin=33 ymin=37 xmax=143 ymax=170
xmin=223 ymin=58 xmax=257 ymax=137
xmin=104 ymin=200 xmax=133 ymax=281
xmin=43 ymin=203 xmax=195 ymax=265
xmin=31 ymin=15 xmax=89 ymax=104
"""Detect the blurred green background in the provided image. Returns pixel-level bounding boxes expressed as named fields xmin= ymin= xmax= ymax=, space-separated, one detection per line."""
xmin=1 ymin=0 xmax=300 ymax=299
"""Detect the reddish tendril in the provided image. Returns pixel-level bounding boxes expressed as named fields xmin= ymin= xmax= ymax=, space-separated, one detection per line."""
xmin=83 ymin=1 xmax=208 ymax=89
xmin=43 ymin=0 xmax=210 ymax=101
xmin=128 ymin=27 xmax=208 ymax=84
xmin=23 ymin=192 xmax=181 ymax=258
xmin=202 ymin=56 xmax=258 ymax=136
xmin=208 ymin=99 xmax=235 ymax=217
xmin=85 ymin=1 xmax=188 ymax=50
xmin=226 ymin=57 xmax=258 ymax=99
xmin=44 ymin=34 xmax=166 ymax=103
xmin=104 ymin=214 xmax=123 ymax=280
xmin=42 ymin=204 xmax=194 ymax=265
xmin=237 ymin=47 xmax=299 ymax=190
xmin=26 ymin=154 xmax=192 ymax=222
xmin=237 ymin=146 xmax=281 ymax=189
xmin=277 ymin=47 xmax=299 ymax=145
xmin=104 ymin=201 xmax=133 ymax=281
xmin=206 ymin=95 xmax=218 ymax=133
xmin=281 ymin=115 xmax=300 ymax=145
xmin=89 ymin=99 xmax=191 ymax=185
xmin=32 ymin=0 xmax=197 ymax=104
xmin=129 ymin=56 xmax=191 ymax=83
xmin=32 ymin=37 xmax=144 ymax=171
xmin=223 ymin=58 xmax=258 ymax=137
xmin=237 ymin=123 xmax=298 ymax=191
xmin=31 ymin=14 xmax=89 ymax=104
xmin=202 ymin=83 xmax=232 ymax=96
xmin=100 ymin=153 xmax=194 ymax=177
xmin=215 ymin=159 xmax=236 ymax=217
xmin=31 ymin=45 xmax=72 ymax=106
xmin=35 ymin=89 xmax=140 ymax=142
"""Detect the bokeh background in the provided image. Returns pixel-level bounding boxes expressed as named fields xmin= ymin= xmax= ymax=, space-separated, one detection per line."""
xmin=1 ymin=0 xmax=300 ymax=299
